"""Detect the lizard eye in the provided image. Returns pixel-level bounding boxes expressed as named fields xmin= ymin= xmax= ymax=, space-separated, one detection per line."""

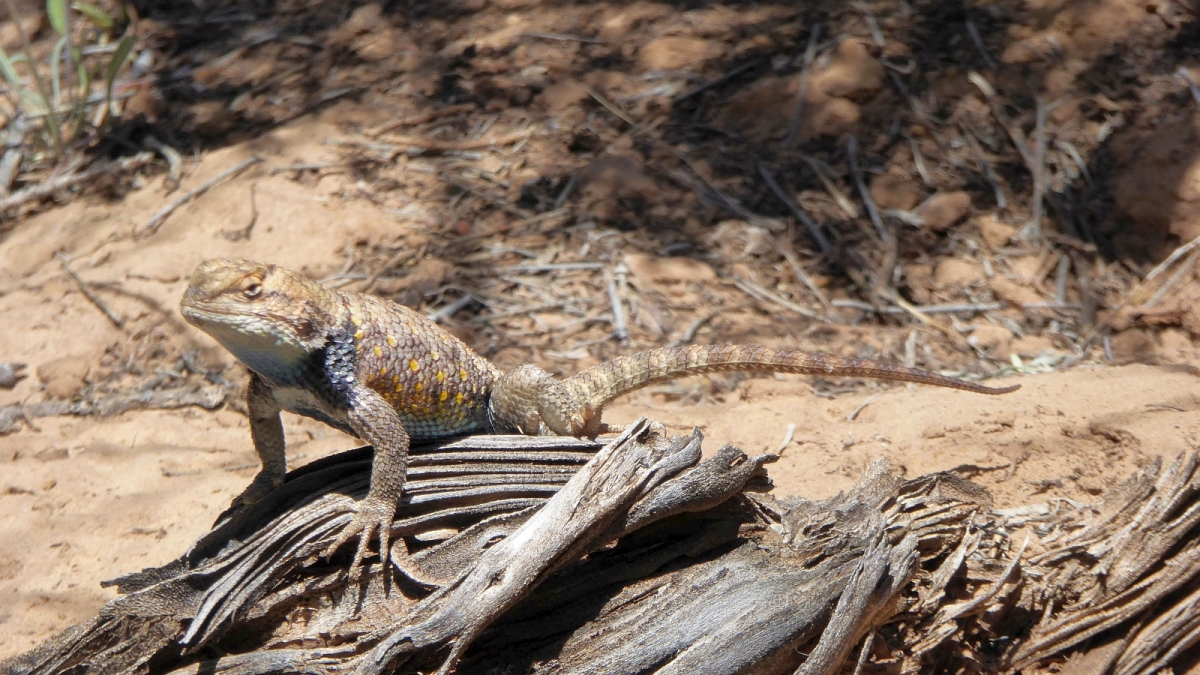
xmin=243 ymin=283 xmax=262 ymax=298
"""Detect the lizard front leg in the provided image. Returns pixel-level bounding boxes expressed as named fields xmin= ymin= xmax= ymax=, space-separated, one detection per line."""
xmin=322 ymin=384 xmax=409 ymax=577
xmin=233 ymin=373 xmax=289 ymax=508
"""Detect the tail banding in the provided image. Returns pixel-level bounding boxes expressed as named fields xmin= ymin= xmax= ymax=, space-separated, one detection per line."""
xmin=564 ymin=345 xmax=1019 ymax=410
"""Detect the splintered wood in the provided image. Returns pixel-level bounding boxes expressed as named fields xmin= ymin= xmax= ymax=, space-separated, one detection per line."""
xmin=6 ymin=422 xmax=1200 ymax=674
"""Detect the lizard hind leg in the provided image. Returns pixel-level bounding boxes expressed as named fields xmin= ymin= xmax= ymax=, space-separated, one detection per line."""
xmin=490 ymin=364 xmax=603 ymax=438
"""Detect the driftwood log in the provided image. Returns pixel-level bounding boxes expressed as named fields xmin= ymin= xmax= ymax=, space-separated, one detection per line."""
xmin=5 ymin=418 xmax=1200 ymax=674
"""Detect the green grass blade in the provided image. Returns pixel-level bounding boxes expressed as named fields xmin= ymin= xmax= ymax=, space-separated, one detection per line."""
xmin=51 ymin=36 xmax=67 ymax=106
xmin=104 ymin=35 xmax=133 ymax=105
xmin=47 ymin=0 xmax=68 ymax=35
xmin=72 ymin=2 xmax=112 ymax=30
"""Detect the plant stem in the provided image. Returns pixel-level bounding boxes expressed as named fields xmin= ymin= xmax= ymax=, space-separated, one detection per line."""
xmin=4 ymin=0 xmax=63 ymax=155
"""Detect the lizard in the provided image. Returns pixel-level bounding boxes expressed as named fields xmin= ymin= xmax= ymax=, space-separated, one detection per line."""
xmin=180 ymin=258 xmax=1020 ymax=576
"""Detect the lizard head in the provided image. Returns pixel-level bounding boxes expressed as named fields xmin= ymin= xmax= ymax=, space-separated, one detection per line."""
xmin=182 ymin=259 xmax=336 ymax=375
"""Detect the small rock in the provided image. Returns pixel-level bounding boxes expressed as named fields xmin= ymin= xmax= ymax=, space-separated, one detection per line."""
xmin=1109 ymin=329 xmax=1156 ymax=363
xmin=989 ymin=277 xmax=1042 ymax=306
xmin=0 ymin=362 xmax=26 ymax=389
xmin=37 ymin=356 xmax=92 ymax=400
xmin=1011 ymin=335 xmax=1059 ymax=357
xmin=1009 ymin=256 xmax=1042 ymax=283
xmin=968 ymin=323 xmax=1014 ymax=356
xmin=625 ymin=253 xmax=717 ymax=285
xmin=870 ymin=172 xmax=921 ymax=211
xmin=978 ymin=214 xmax=1017 ymax=247
xmin=918 ymin=191 xmax=972 ymax=231
xmin=933 ymin=258 xmax=984 ymax=289
xmin=809 ymin=39 xmax=885 ymax=99
xmin=539 ymin=80 xmax=588 ymax=113
xmin=638 ymin=37 xmax=722 ymax=70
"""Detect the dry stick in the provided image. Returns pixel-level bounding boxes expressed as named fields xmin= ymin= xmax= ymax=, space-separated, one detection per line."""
xmin=903 ymin=135 xmax=932 ymax=186
xmin=378 ymin=130 xmax=530 ymax=152
xmin=1177 ymin=67 xmax=1200 ymax=107
xmin=1055 ymin=254 xmax=1071 ymax=304
xmin=781 ymin=248 xmax=840 ymax=322
xmin=366 ymin=104 xmax=476 ymax=137
xmin=878 ymin=288 xmax=958 ymax=340
xmin=220 ymin=184 xmax=259 ymax=241
xmin=0 ymin=151 xmax=153 ymax=213
xmin=520 ymin=31 xmax=604 ymax=44
xmin=667 ymin=310 xmax=720 ymax=348
xmin=606 ymin=273 xmax=629 ymax=342
xmin=1024 ymin=98 xmax=1049 ymax=239
xmin=853 ymin=2 xmax=885 ymax=46
xmin=674 ymin=60 xmax=761 ymax=103
xmin=1145 ymin=251 xmax=1198 ymax=309
xmin=847 ymin=137 xmax=888 ymax=244
xmin=846 ymin=393 xmax=880 ymax=422
xmin=732 ymin=276 xmax=823 ymax=321
xmin=141 ymin=156 xmax=262 ymax=238
xmin=783 ymin=24 xmax=822 ymax=149
xmin=143 ymin=135 xmax=184 ymax=189
xmin=757 ymin=162 xmax=832 ymax=254
xmin=1078 ymin=231 xmax=1200 ymax=347
xmin=774 ymin=422 xmax=797 ymax=454
xmin=800 ymin=155 xmax=859 ymax=218
xmin=965 ymin=131 xmax=1007 ymax=210
xmin=965 ymin=20 xmax=998 ymax=70
xmin=268 ymin=162 xmax=340 ymax=175
xmin=57 ymin=254 xmax=125 ymax=331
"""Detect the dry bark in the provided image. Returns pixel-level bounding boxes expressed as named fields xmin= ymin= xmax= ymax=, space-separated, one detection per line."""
xmin=5 ymin=420 xmax=1200 ymax=675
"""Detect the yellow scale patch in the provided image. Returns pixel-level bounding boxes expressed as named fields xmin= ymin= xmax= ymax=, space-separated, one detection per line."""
xmin=409 ymin=359 xmax=419 ymax=372
xmin=386 ymin=336 xmax=397 ymax=347
xmin=456 ymin=393 xmax=464 ymax=404
xmin=415 ymin=382 xmax=423 ymax=392
xmin=439 ymin=391 xmax=448 ymax=401
xmin=374 ymin=346 xmax=382 ymax=357
xmin=436 ymin=371 xmax=445 ymax=383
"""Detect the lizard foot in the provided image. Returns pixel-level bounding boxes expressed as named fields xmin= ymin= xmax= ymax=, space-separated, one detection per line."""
xmin=322 ymin=495 xmax=396 ymax=578
xmin=230 ymin=471 xmax=285 ymax=510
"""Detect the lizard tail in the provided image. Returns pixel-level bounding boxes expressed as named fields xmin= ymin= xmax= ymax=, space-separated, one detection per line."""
xmin=564 ymin=344 xmax=1019 ymax=410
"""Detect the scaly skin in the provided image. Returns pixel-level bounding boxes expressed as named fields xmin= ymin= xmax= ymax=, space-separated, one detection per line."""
xmin=181 ymin=259 xmax=1019 ymax=576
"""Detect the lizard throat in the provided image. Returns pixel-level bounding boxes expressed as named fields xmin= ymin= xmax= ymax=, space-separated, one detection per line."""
xmin=182 ymin=306 xmax=313 ymax=382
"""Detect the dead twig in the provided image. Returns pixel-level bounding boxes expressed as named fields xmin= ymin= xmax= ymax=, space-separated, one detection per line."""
xmin=757 ymin=162 xmax=832 ymax=254
xmin=667 ymin=310 xmax=720 ymax=349
xmin=57 ymin=254 xmax=125 ymax=331
xmin=377 ymin=131 xmax=531 ymax=152
xmin=1078 ymin=231 xmax=1200 ymax=346
xmin=774 ymin=422 xmax=797 ymax=454
xmin=853 ymin=2 xmax=885 ymax=46
xmin=965 ymin=20 xmax=998 ymax=70
xmin=781 ymin=248 xmax=840 ymax=323
xmin=783 ymin=23 xmax=822 ymax=149
xmin=800 ymin=155 xmax=859 ymax=219
xmin=366 ymin=104 xmax=476 ymax=137
xmin=847 ymin=137 xmax=887 ymax=244
xmin=847 ymin=393 xmax=881 ymax=422
xmin=674 ymin=60 xmax=762 ymax=103
xmin=607 ymin=273 xmax=629 ymax=342
xmin=0 ymin=152 xmax=153 ymax=214
xmin=733 ymin=276 xmax=823 ymax=321
xmin=0 ymin=384 xmax=227 ymax=434
xmin=219 ymin=184 xmax=258 ymax=241
xmin=520 ymin=31 xmax=603 ymax=44
xmin=143 ymin=136 xmax=183 ymax=191
xmin=140 ymin=156 xmax=262 ymax=238
xmin=1022 ymin=98 xmax=1049 ymax=239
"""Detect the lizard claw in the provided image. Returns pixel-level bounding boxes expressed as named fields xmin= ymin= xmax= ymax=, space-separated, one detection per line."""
xmin=322 ymin=495 xmax=396 ymax=577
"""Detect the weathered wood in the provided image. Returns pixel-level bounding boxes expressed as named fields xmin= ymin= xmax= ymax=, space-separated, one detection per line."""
xmin=7 ymin=423 xmax=1200 ymax=675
